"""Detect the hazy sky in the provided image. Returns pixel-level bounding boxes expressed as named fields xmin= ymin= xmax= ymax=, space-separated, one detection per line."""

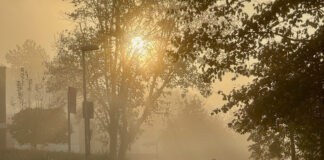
xmin=0 ymin=1 xmax=252 ymax=158
xmin=0 ymin=0 xmax=253 ymax=124
xmin=0 ymin=0 xmax=252 ymax=128
xmin=0 ymin=0 xmax=73 ymax=63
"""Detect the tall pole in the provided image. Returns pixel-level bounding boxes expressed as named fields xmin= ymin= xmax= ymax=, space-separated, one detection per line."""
xmin=82 ymin=51 xmax=91 ymax=160
xmin=80 ymin=44 xmax=98 ymax=160
xmin=67 ymin=87 xmax=76 ymax=153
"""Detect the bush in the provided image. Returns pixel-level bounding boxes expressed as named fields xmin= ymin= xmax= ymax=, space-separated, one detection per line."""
xmin=0 ymin=149 xmax=107 ymax=160
xmin=9 ymin=107 xmax=68 ymax=147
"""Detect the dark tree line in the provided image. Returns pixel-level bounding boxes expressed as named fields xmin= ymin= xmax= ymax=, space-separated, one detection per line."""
xmin=206 ymin=0 xmax=324 ymax=159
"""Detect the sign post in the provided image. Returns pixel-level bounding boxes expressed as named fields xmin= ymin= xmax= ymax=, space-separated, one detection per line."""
xmin=82 ymin=100 xmax=93 ymax=157
xmin=0 ymin=67 xmax=6 ymax=150
xmin=67 ymin=87 xmax=77 ymax=152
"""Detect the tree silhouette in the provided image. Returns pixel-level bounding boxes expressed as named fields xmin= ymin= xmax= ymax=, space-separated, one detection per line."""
xmin=46 ymin=1 xmax=224 ymax=159
xmin=209 ymin=0 xmax=324 ymax=159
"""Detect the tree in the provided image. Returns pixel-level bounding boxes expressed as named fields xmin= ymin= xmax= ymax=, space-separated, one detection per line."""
xmin=6 ymin=39 xmax=49 ymax=78
xmin=6 ymin=40 xmax=50 ymax=110
xmin=9 ymin=107 xmax=68 ymax=148
xmin=207 ymin=0 xmax=324 ymax=159
xmin=46 ymin=1 xmax=227 ymax=160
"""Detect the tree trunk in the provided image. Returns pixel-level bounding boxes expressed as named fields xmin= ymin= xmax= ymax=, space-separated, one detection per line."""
xmin=109 ymin=107 xmax=119 ymax=160
xmin=109 ymin=124 xmax=118 ymax=160
xmin=118 ymin=136 xmax=128 ymax=160
xmin=117 ymin=87 xmax=129 ymax=160
xmin=290 ymin=128 xmax=296 ymax=160
xmin=320 ymin=131 xmax=324 ymax=159
xmin=118 ymin=107 xmax=130 ymax=160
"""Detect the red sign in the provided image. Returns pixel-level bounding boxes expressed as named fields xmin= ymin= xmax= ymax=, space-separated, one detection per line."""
xmin=68 ymin=87 xmax=77 ymax=113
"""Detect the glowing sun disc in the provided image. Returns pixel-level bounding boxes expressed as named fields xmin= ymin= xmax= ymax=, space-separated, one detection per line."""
xmin=130 ymin=36 xmax=147 ymax=55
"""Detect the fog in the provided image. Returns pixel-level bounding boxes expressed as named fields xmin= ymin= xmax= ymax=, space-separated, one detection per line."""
xmin=0 ymin=0 xmax=73 ymax=62
xmin=133 ymin=90 xmax=251 ymax=160
xmin=2 ymin=0 xmax=317 ymax=160
xmin=0 ymin=0 xmax=251 ymax=159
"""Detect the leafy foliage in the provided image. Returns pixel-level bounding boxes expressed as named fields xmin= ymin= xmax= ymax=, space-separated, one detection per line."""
xmin=6 ymin=40 xmax=50 ymax=110
xmin=9 ymin=107 xmax=68 ymax=147
xmin=5 ymin=39 xmax=48 ymax=78
xmin=46 ymin=0 xmax=230 ymax=159
xmin=202 ymin=0 xmax=324 ymax=159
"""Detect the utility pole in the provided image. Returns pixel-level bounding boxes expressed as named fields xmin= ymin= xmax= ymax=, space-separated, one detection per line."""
xmin=0 ymin=66 xmax=6 ymax=150
xmin=81 ymin=45 xmax=98 ymax=160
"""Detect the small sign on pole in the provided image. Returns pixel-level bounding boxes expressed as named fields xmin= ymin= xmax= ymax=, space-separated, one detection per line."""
xmin=88 ymin=102 xmax=94 ymax=119
xmin=68 ymin=87 xmax=77 ymax=114
xmin=83 ymin=101 xmax=94 ymax=119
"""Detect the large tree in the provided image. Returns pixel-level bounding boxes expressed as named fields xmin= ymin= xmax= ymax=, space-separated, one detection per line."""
xmin=46 ymin=0 xmax=233 ymax=159
xmin=208 ymin=0 xmax=324 ymax=159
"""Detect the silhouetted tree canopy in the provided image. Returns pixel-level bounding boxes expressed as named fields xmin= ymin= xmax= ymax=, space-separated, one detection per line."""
xmin=206 ymin=0 xmax=324 ymax=159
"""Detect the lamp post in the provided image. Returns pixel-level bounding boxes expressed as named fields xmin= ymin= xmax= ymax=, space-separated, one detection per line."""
xmin=81 ymin=44 xmax=98 ymax=160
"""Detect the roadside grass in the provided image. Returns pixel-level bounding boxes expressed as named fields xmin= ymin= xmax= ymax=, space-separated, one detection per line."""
xmin=0 ymin=149 xmax=107 ymax=160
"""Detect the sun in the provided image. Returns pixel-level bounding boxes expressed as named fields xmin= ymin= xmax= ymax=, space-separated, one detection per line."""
xmin=130 ymin=36 xmax=148 ymax=56
xmin=131 ymin=36 xmax=145 ymax=49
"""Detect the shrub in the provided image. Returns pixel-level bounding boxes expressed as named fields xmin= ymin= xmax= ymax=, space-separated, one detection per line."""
xmin=9 ymin=107 xmax=68 ymax=148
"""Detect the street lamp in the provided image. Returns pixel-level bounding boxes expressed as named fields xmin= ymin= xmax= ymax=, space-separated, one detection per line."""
xmin=81 ymin=44 xmax=99 ymax=160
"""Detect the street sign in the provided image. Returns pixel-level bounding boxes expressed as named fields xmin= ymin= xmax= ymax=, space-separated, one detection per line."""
xmin=83 ymin=101 xmax=94 ymax=119
xmin=68 ymin=87 xmax=77 ymax=113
